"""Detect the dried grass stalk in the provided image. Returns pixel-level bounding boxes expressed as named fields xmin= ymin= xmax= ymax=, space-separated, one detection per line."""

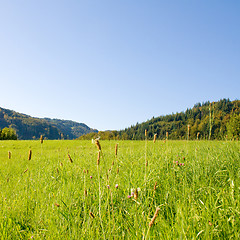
xmin=149 ymin=207 xmax=160 ymax=227
xmin=8 ymin=151 xmax=11 ymax=159
xmin=97 ymin=151 xmax=100 ymax=165
xmin=54 ymin=203 xmax=60 ymax=207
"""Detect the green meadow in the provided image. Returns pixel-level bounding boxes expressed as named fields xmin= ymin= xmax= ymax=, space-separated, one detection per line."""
xmin=0 ymin=140 xmax=239 ymax=239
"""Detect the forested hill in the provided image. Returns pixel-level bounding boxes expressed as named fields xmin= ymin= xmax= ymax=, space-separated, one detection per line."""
xmin=79 ymin=99 xmax=240 ymax=140
xmin=0 ymin=107 xmax=97 ymax=140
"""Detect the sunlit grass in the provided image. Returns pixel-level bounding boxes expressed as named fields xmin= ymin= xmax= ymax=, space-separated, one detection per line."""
xmin=0 ymin=140 xmax=239 ymax=239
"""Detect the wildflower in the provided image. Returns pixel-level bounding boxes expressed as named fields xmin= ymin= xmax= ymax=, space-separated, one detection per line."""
xmin=179 ymin=163 xmax=182 ymax=166
xmin=182 ymin=163 xmax=184 ymax=166
xmin=127 ymin=195 xmax=131 ymax=199
xmin=115 ymin=184 xmax=118 ymax=189
xmin=131 ymin=192 xmax=134 ymax=197
xmin=107 ymin=185 xmax=110 ymax=189
xmin=90 ymin=176 xmax=93 ymax=179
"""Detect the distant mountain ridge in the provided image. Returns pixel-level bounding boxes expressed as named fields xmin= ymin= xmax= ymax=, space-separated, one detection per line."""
xmin=0 ymin=107 xmax=97 ymax=140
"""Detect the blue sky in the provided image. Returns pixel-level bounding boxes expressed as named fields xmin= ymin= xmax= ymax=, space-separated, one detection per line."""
xmin=0 ymin=1 xmax=239 ymax=130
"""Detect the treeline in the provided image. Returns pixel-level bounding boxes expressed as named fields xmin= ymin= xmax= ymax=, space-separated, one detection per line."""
xmin=0 ymin=107 xmax=97 ymax=140
xmin=79 ymin=99 xmax=240 ymax=140
xmin=0 ymin=127 xmax=17 ymax=140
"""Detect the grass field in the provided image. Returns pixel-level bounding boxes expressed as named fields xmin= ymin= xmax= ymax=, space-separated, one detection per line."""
xmin=0 ymin=140 xmax=239 ymax=239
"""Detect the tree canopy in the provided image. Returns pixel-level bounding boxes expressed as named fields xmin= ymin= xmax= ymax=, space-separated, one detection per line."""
xmin=0 ymin=127 xmax=17 ymax=140
xmin=79 ymin=99 xmax=240 ymax=141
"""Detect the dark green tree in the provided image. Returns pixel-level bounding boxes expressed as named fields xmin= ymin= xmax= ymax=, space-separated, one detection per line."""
xmin=227 ymin=114 xmax=240 ymax=140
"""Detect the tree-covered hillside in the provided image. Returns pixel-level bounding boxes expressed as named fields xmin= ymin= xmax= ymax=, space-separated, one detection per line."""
xmin=79 ymin=99 xmax=240 ymax=140
xmin=0 ymin=107 xmax=97 ymax=140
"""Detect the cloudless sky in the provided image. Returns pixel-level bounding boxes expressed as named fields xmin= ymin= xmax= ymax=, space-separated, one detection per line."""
xmin=0 ymin=1 xmax=239 ymax=130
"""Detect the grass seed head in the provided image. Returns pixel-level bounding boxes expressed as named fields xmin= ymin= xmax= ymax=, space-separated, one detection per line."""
xmin=28 ymin=150 xmax=32 ymax=160
xmin=115 ymin=144 xmax=118 ymax=156
xmin=154 ymin=181 xmax=157 ymax=191
xmin=40 ymin=135 xmax=43 ymax=144
xmin=54 ymin=203 xmax=60 ymax=207
xmin=134 ymin=188 xmax=138 ymax=200
xmin=153 ymin=134 xmax=157 ymax=143
xmin=8 ymin=151 xmax=11 ymax=159
xmin=149 ymin=207 xmax=160 ymax=227
xmin=89 ymin=212 xmax=95 ymax=219
xmin=95 ymin=140 xmax=101 ymax=151
xmin=68 ymin=153 xmax=73 ymax=163
xmin=197 ymin=132 xmax=200 ymax=140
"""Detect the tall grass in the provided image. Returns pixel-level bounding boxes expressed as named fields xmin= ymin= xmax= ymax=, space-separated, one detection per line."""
xmin=0 ymin=140 xmax=239 ymax=239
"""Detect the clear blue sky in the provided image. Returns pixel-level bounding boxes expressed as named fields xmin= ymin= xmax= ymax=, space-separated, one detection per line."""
xmin=0 ymin=1 xmax=239 ymax=131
